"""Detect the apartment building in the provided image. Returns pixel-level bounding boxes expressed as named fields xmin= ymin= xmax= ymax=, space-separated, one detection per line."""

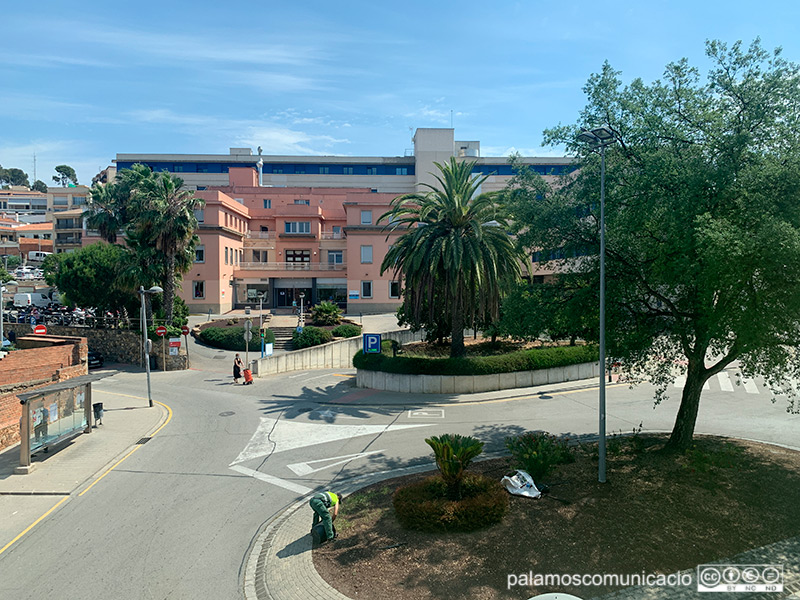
xmin=0 ymin=188 xmax=48 ymax=223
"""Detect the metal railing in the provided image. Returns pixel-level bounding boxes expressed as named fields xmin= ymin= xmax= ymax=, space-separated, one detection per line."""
xmin=239 ymin=261 xmax=347 ymax=271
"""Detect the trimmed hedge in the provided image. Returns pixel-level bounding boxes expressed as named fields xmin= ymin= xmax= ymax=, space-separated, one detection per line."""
xmin=332 ymin=323 xmax=362 ymax=338
xmin=198 ymin=326 xmax=276 ymax=351
xmin=353 ymin=343 xmax=598 ymax=376
xmin=393 ymin=474 xmax=508 ymax=532
xmin=292 ymin=325 xmax=332 ymax=349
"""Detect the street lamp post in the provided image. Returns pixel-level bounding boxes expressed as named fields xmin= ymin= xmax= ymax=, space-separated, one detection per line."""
xmin=577 ymin=126 xmax=617 ymax=484
xmin=258 ymin=292 xmax=265 ymax=358
xmin=1 ymin=279 xmax=19 ymax=351
xmin=138 ymin=285 xmax=163 ymax=408
xmin=298 ymin=292 xmax=305 ymax=327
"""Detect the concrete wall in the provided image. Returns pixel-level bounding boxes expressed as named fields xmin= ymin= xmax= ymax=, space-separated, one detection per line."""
xmin=250 ymin=329 xmax=423 ymax=376
xmin=356 ymin=361 xmax=600 ymax=394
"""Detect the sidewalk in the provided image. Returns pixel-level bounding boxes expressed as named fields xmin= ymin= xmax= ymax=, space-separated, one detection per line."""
xmin=0 ymin=371 xmax=167 ymax=553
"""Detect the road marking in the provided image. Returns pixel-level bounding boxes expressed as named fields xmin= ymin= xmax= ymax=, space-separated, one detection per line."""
xmin=673 ymin=376 xmax=709 ymax=390
xmin=743 ymin=378 xmax=760 ymax=394
xmin=229 ymin=417 xmax=432 ymax=465
xmin=333 ymin=374 xmax=354 ymax=378
xmin=408 ymin=409 xmax=445 ymax=418
xmin=310 ymin=408 xmax=361 ymax=420
xmin=230 ymin=465 xmax=312 ymax=495
xmin=288 ymin=372 xmax=309 ymax=378
xmin=305 ymin=373 xmax=337 ymax=382
xmin=287 ymin=450 xmax=385 ymax=476
xmin=0 ymin=496 xmax=68 ymax=557
xmin=718 ymin=372 xmax=734 ymax=392
xmin=79 ymin=400 xmax=172 ymax=497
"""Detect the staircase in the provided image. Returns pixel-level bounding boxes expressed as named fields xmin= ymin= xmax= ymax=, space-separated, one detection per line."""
xmin=270 ymin=326 xmax=297 ymax=351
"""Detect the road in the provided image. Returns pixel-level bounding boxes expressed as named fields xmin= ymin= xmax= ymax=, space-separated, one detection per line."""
xmin=0 ymin=358 xmax=797 ymax=599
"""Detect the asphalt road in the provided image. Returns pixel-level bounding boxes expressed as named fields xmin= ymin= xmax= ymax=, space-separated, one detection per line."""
xmin=0 ymin=360 xmax=797 ymax=599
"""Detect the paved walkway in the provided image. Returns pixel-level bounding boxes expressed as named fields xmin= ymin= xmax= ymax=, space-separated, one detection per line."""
xmin=0 ymin=370 xmax=167 ymax=554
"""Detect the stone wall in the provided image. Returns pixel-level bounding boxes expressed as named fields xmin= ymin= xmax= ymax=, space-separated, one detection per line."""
xmin=4 ymin=323 xmax=142 ymax=364
xmin=356 ymin=362 xmax=601 ymax=394
xmin=0 ymin=335 xmax=88 ymax=451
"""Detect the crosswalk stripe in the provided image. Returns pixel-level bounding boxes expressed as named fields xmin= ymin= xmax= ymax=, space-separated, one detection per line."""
xmin=674 ymin=375 xmax=685 ymax=389
xmin=743 ymin=378 xmax=760 ymax=394
xmin=718 ymin=372 xmax=734 ymax=391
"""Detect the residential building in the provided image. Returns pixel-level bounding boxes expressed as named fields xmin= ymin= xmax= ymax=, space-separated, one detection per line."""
xmin=0 ymin=218 xmax=54 ymax=262
xmin=0 ymin=188 xmax=47 ymax=223
xmin=47 ymin=185 xmax=90 ymax=214
xmin=52 ymin=208 xmax=85 ymax=253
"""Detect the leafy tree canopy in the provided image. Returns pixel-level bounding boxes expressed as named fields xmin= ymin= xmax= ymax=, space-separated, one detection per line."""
xmin=0 ymin=166 xmax=30 ymax=188
xmin=52 ymin=164 xmax=78 ymax=187
xmin=31 ymin=179 xmax=48 ymax=193
xmin=505 ymin=39 xmax=800 ymax=450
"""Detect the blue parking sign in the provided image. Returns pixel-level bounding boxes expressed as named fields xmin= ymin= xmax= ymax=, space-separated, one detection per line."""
xmin=363 ymin=333 xmax=381 ymax=354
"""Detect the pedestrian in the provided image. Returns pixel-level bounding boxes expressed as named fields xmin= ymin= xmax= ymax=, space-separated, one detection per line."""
xmin=309 ymin=490 xmax=340 ymax=543
xmin=233 ymin=353 xmax=244 ymax=384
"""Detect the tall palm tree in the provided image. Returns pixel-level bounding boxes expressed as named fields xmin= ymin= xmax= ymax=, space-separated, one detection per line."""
xmin=381 ymin=158 xmax=526 ymax=358
xmin=130 ymin=171 xmax=203 ymax=325
xmin=86 ymin=182 xmax=126 ymax=244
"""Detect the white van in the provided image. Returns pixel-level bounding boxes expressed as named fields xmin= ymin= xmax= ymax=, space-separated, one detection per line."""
xmin=28 ymin=251 xmax=53 ymax=263
xmin=13 ymin=293 xmax=51 ymax=308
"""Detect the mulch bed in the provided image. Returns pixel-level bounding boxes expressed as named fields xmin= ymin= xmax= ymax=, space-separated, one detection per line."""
xmin=313 ymin=436 xmax=800 ymax=599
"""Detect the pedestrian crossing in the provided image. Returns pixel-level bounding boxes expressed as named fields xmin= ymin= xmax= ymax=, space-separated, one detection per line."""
xmin=673 ymin=371 xmax=761 ymax=394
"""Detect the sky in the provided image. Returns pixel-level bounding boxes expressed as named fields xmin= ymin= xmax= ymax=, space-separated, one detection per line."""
xmin=2 ymin=0 xmax=800 ymax=186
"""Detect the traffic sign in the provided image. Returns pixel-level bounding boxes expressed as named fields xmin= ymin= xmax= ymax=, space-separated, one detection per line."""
xmin=155 ymin=326 xmax=167 ymax=337
xmin=244 ymin=320 xmax=253 ymax=331
xmin=169 ymin=337 xmax=181 ymax=348
xmin=243 ymin=330 xmax=253 ymax=342
xmin=33 ymin=324 xmax=47 ymax=335
xmin=363 ymin=333 xmax=381 ymax=353
xmin=181 ymin=325 xmax=190 ymax=336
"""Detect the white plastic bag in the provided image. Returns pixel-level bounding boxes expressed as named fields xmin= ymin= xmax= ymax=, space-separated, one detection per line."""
xmin=501 ymin=470 xmax=541 ymax=498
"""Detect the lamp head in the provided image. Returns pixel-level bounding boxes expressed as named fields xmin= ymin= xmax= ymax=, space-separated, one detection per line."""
xmin=591 ymin=126 xmax=615 ymax=141
xmin=577 ymin=131 xmax=597 ymax=144
xmin=148 ymin=285 xmax=163 ymax=294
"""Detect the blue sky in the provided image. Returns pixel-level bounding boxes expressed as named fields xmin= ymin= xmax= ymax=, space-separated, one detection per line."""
xmin=2 ymin=0 xmax=799 ymax=186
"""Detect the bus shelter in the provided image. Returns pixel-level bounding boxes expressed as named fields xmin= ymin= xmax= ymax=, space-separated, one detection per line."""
xmin=15 ymin=373 xmax=107 ymax=474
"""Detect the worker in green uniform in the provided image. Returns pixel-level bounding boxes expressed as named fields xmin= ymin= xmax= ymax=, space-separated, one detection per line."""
xmin=309 ymin=491 xmax=340 ymax=542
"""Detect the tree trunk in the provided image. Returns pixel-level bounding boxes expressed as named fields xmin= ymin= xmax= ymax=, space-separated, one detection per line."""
xmin=162 ymin=254 xmax=176 ymax=325
xmin=665 ymin=358 xmax=709 ymax=452
xmin=450 ymin=292 xmax=466 ymax=358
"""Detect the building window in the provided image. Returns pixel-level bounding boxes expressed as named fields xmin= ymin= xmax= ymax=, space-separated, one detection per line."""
xmin=53 ymin=196 xmax=68 ymax=206
xmin=225 ymin=247 xmax=229 ymax=265
xmin=360 ymin=210 xmax=372 ymax=225
xmin=293 ymin=199 xmax=310 ymax=205
xmin=263 ymin=199 xmax=272 ymax=209
xmin=366 ymin=167 xmax=377 ymax=175
xmin=343 ymin=167 xmax=354 ymax=175
xmin=235 ymin=249 xmax=239 ymax=266
xmin=193 ymin=281 xmax=205 ymax=299
xmin=273 ymin=168 xmax=283 ymax=174
xmin=284 ymin=221 xmax=311 ymax=234
xmin=328 ymin=250 xmax=343 ymax=264
xmin=395 ymin=167 xmax=408 ymax=175
xmin=195 ymin=245 xmax=205 ymax=263
xmin=193 ymin=208 xmax=204 ymax=223
xmin=72 ymin=196 xmax=86 ymax=205
xmin=252 ymin=250 xmax=268 ymax=262
xmin=319 ymin=166 xmax=329 ymax=174
xmin=332 ymin=226 xmax=342 ymax=239
xmin=389 ymin=281 xmax=401 ymax=298
xmin=361 ymin=281 xmax=373 ymax=298
xmin=360 ymin=245 xmax=373 ymax=264
xmin=285 ymin=249 xmax=311 ymax=264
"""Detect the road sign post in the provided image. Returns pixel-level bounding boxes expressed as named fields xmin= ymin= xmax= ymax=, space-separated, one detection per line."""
xmin=243 ymin=320 xmax=253 ymax=366
xmin=156 ymin=326 xmax=167 ymax=371
xmin=181 ymin=325 xmax=190 ymax=362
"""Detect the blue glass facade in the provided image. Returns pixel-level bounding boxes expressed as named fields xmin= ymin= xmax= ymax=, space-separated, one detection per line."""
xmin=116 ymin=161 xmax=416 ymax=176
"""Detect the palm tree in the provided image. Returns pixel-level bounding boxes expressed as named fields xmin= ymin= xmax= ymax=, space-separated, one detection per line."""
xmin=381 ymin=158 xmax=526 ymax=358
xmin=86 ymin=182 xmax=126 ymax=244
xmin=129 ymin=171 xmax=203 ymax=325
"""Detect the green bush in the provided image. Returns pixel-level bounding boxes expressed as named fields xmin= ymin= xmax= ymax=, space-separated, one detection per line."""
xmin=198 ymin=326 xmax=275 ymax=351
xmin=353 ymin=344 xmax=598 ymax=376
xmin=332 ymin=323 xmax=361 ymax=338
xmin=292 ymin=325 xmax=332 ymax=349
xmin=310 ymin=300 xmax=343 ymax=326
xmin=147 ymin=324 xmax=182 ymax=341
xmin=425 ymin=434 xmax=484 ymax=500
xmin=393 ymin=474 xmax=508 ymax=533
xmin=505 ymin=432 xmax=575 ymax=481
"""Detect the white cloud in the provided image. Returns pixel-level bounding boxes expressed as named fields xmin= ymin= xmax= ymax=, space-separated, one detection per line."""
xmin=0 ymin=53 xmax=113 ymax=68
xmin=481 ymin=145 xmax=567 ymax=157
xmin=404 ymin=106 xmax=466 ymax=124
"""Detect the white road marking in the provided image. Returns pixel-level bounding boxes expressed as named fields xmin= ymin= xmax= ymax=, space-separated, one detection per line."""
xmin=230 ymin=417 xmax=431 ymax=465
xmin=408 ymin=409 xmax=445 ymax=418
xmin=743 ymin=378 xmax=760 ymax=394
xmin=310 ymin=408 xmax=361 ymax=420
xmin=230 ymin=465 xmax=312 ymax=495
xmin=673 ymin=375 xmax=709 ymax=390
xmin=288 ymin=372 xmax=309 ymax=378
xmin=718 ymin=372 xmax=734 ymax=392
xmin=287 ymin=450 xmax=385 ymax=476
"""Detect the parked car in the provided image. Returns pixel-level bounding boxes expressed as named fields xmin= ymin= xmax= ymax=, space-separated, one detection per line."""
xmin=87 ymin=351 xmax=105 ymax=369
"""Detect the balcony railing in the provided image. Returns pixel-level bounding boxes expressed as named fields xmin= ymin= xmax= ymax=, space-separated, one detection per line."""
xmin=239 ymin=261 xmax=347 ymax=271
xmin=246 ymin=231 xmax=275 ymax=239
xmin=319 ymin=232 xmax=344 ymax=240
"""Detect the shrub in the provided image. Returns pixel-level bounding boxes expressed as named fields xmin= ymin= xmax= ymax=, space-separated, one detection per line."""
xmin=310 ymin=301 xmax=342 ymax=326
xmin=505 ymin=432 xmax=575 ymax=481
xmin=353 ymin=344 xmax=598 ymax=376
xmin=393 ymin=474 xmax=508 ymax=533
xmin=292 ymin=325 xmax=332 ymax=349
xmin=332 ymin=323 xmax=361 ymax=338
xmin=198 ymin=326 xmax=275 ymax=351
xmin=425 ymin=434 xmax=484 ymax=500
xmin=147 ymin=324 xmax=182 ymax=341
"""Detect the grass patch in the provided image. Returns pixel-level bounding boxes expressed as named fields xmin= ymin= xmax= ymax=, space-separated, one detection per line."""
xmin=314 ymin=436 xmax=800 ymax=600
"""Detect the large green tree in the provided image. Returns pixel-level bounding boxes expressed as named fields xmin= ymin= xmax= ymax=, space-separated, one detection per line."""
xmin=0 ymin=166 xmax=30 ymax=187
xmin=381 ymin=158 xmax=526 ymax=358
xmin=506 ymin=39 xmax=800 ymax=451
xmin=52 ymin=164 xmax=78 ymax=187
xmin=31 ymin=179 xmax=48 ymax=193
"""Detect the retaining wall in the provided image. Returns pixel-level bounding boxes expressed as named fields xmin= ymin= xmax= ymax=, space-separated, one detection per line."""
xmin=356 ymin=361 xmax=601 ymax=394
xmin=251 ymin=329 xmax=424 ymax=376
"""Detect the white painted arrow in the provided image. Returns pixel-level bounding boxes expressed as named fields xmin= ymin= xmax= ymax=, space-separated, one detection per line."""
xmin=287 ymin=450 xmax=386 ymax=476
xmin=230 ymin=417 xmax=431 ymax=465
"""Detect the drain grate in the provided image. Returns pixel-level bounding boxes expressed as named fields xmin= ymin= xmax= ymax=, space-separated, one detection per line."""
xmin=136 ymin=437 xmax=152 ymax=445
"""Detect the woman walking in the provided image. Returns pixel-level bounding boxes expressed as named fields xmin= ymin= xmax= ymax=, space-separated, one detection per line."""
xmin=233 ymin=353 xmax=244 ymax=384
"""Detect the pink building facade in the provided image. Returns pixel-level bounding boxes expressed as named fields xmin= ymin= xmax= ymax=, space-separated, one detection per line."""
xmin=182 ymin=168 xmax=404 ymax=314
